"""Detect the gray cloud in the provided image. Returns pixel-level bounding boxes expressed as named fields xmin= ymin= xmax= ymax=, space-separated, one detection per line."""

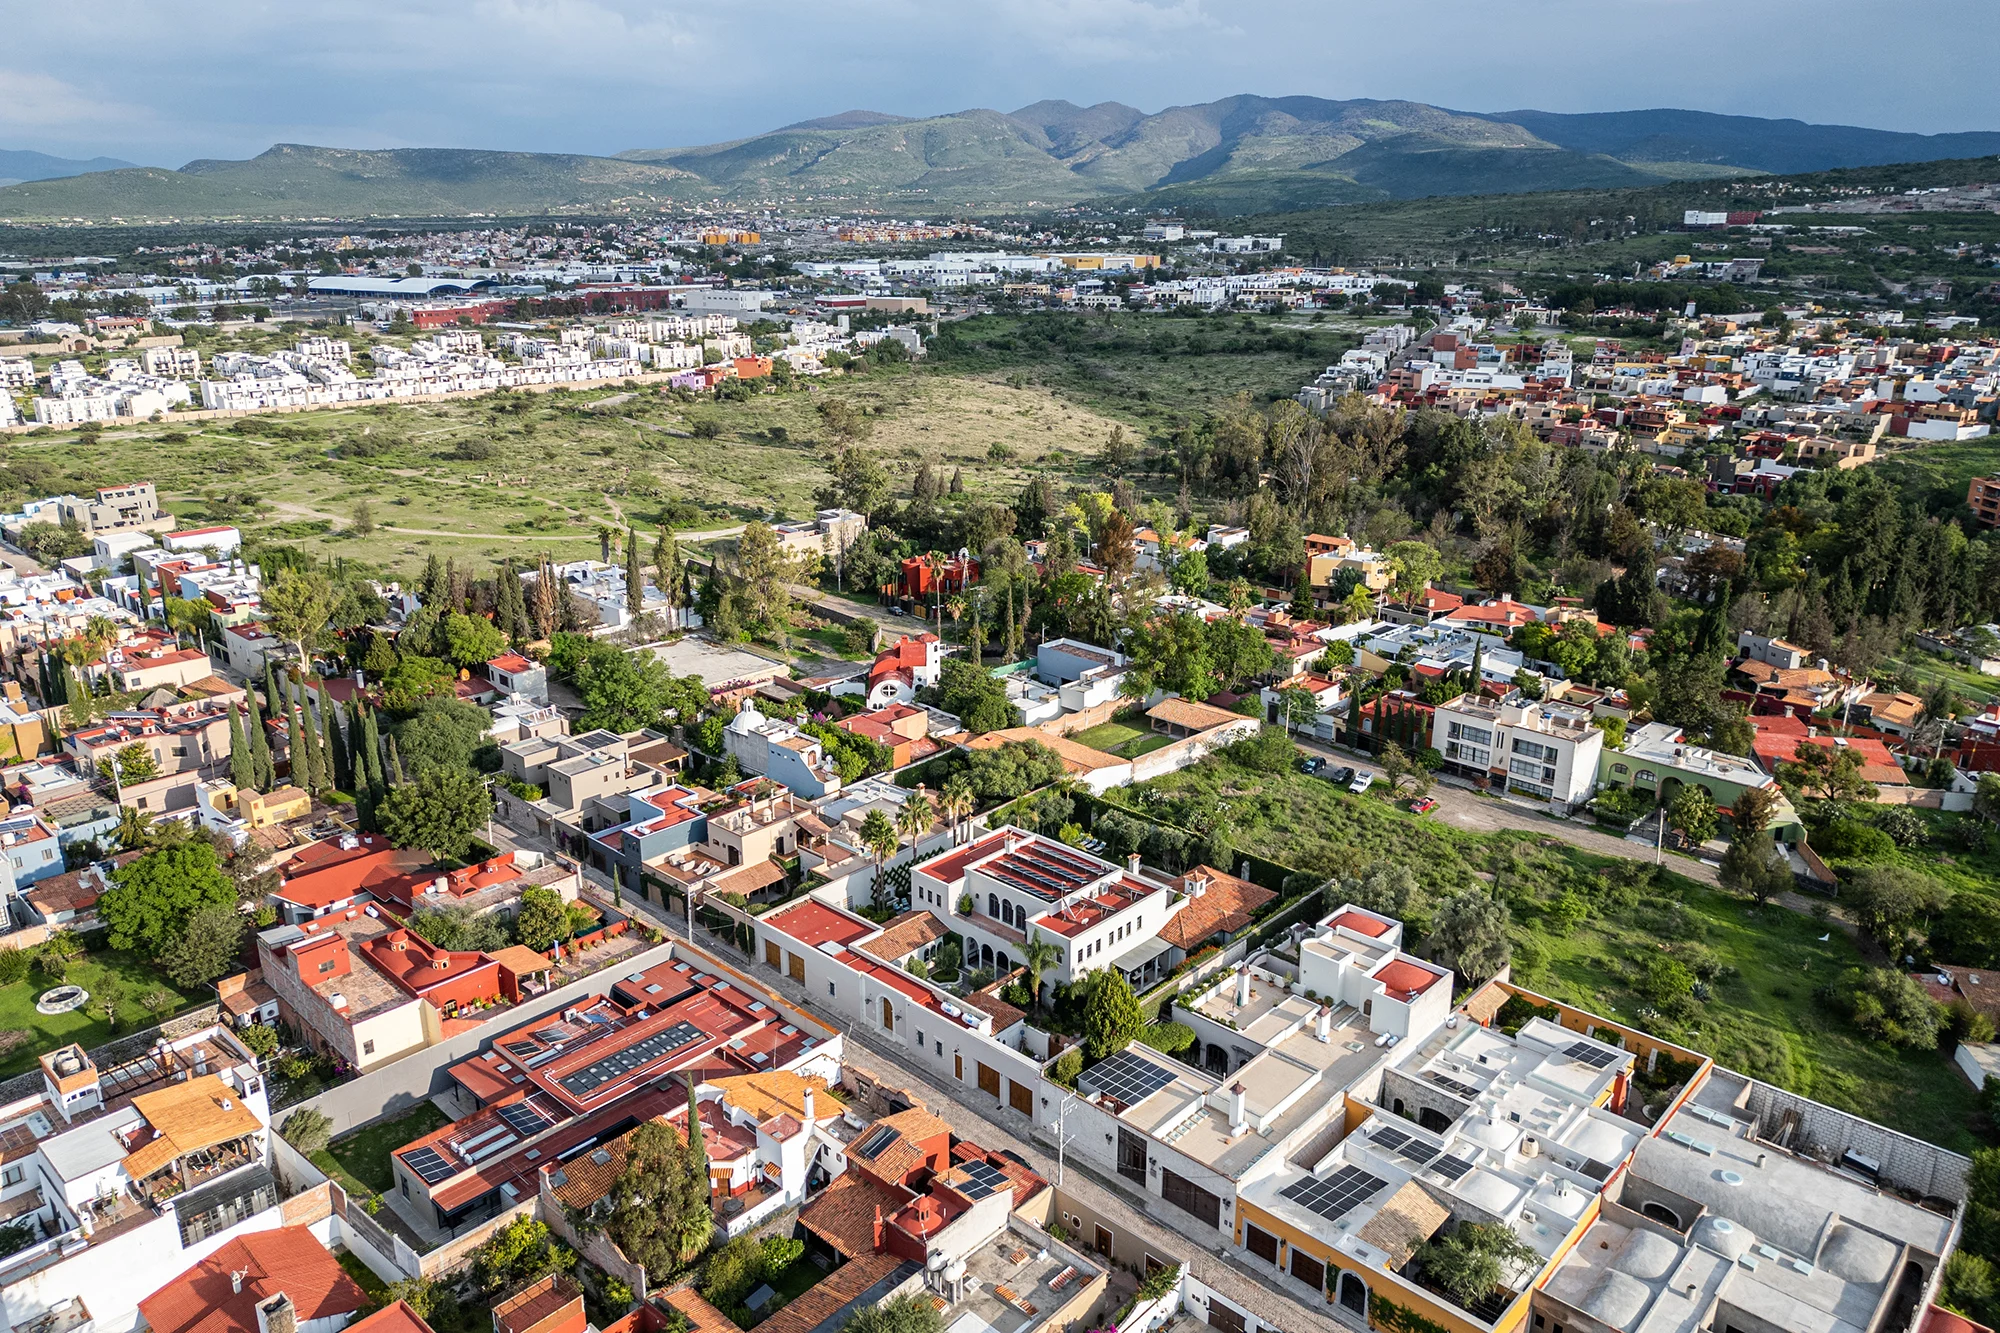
xmin=7 ymin=0 xmax=1996 ymax=166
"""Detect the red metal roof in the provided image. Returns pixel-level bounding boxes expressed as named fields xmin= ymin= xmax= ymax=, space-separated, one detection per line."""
xmin=1373 ymin=958 xmax=1445 ymax=1002
xmin=138 ymin=1226 xmax=368 ymax=1333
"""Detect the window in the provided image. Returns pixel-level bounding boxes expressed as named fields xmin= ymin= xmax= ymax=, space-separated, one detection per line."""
xmin=1449 ymin=722 xmax=1493 ymax=747
xmin=828 ymin=981 xmax=836 ymax=997
xmin=317 ymin=960 xmax=336 ymax=974
xmin=362 ymin=1040 xmax=375 ymax=1055
xmin=1 ymin=1166 xmax=21 ymax=1187
xmin=1612 ymin=763 xmax=1629 ymax=776
xmin=1511 ymin=738 xmax=1549 ymax=761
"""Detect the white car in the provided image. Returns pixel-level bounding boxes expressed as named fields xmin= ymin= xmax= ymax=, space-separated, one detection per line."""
xmin=1347 ymin=768 xmax=1373 ymax=794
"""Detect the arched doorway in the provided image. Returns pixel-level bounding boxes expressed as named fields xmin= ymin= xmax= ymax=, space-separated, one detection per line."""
xmin=980 ymin=943 xmax=994 ymax=969
xmin=1337 ymin=1271 xmax=1368 ymax=1316
xmin=1641 ymin=1202 xmax=1681 ymax=1229
xmin=1204 ymin=1043 xmax=1229 ymax=1075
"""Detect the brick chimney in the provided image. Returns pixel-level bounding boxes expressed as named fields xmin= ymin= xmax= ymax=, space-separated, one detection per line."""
xmin=256 ymin=1293 xmax=297 ymax=1333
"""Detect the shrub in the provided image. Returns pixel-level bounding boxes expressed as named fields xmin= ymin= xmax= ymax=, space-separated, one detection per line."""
xmin=1049 ymin=1048 xmax=1083 ymax=1089
xmin=1871 ymin=805 xmax=1930 ymax=848
xmin=1137 ymin=1021 xmax=1196 ymax=1055
xmin=1847 ymin=968 xmax=1945 ymax=1049
xmin=0 ymin=949 xmax=29 ymax=986
xmin=280 ymin=1107 xmax=333 ymax=1156
xmin=238 ymin=1024 xmax=281 ymax=1058
xmin=1221 ymin=726 xmax=1296 ymax=775
xmin=1815 ymin=819 xmax=1896 ymax=862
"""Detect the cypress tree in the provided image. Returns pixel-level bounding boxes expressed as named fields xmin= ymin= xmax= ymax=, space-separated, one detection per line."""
xmin=323 ymin=689 xmax=349 ymax=792
xmin=299 ymin=685 xmax=326 ymax=792
xmin=36 ymin=653 xmax=51 ymax=706
xmin=625 ymin=525 xmax=643 ymax=619
xmin=228 ymin=705 xmax=253 ymax=790
xmin=386 ymin=733 xmax=406 ymax=787
xmin=1469 ymin=641 xmax=1484 ymax=695
xmin=285 ymin=694 xmax=307 ymax=790
xmin=419 ymin=554 xmax=445 ymax=608
xmin=359 ymin=704 xmax=385 ymax=798
xmin=245 ymin=682 xmax=274 ymax=789
xmin=264 ymin=661 xmax=280 ymax=720
xmin=70 ymin=665 xmax=91 ymax=710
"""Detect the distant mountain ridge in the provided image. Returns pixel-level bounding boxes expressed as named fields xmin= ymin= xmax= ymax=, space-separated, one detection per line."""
xmin=1 ymin=96 xmax=1995 ymax=221
xmin=0 ymin=148 xmax=137 ymax=188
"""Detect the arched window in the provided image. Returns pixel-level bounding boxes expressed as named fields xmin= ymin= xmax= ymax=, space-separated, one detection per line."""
xmin=988 ymin=894 xmax=999 ymax=919
xmin=1641 ymin=1202 xmax=1682 ymax=1229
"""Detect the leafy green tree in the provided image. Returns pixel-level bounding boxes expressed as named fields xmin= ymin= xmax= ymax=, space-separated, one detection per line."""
xmin=471 ymin=1217 xmax=574 ymax=1297
xmin=161 ymin=904 xmax=249 ymax=987
xmin=443 ymin=614 xmax=506 ymax=668
xmin=1431 ymin=888 xmax=1511 ymax=981
xmin=96 ymin=742 xmax=159 ymax=787
xmin=515 ymin=886 xmax=571 ymax=952
xmin=261 ymin=569 xmax=336 ymax=663
xmin=860 ymin=808 xmax=899 ymax=911
xmin=1020 ymin=930 xmax=1059 ymax=1007
xmin=935 ymin=657 xmax=1015 ymax=734
xmin=575 ymin=642 xmax=678 ymax=732
xmin=1385 ymin=540 xmax=1443 ymax=603
xmin=380 ymin=654 xmax=459 ymax=713
xmin=1732 ymin=784 xmax=1781 ymax=839
xmin=842 ymin=1294 xmax=945 ymax=1333
xmin=1666 ymin=785 xmax=1718 ymax=846
xmin=1719 ymin=835 xmax=1792 ymax=905
xmin=395 ymin=698 xmax=491 ymax=775
xmin=1082 ymin=970 xmax=1144 ymax=1059
xmin=961 ymin=740 xmax=1065 ymax=801
xmin=100 ymin=842 xmax=237 ymax=952
xmin=1122 ymin=610 xmax=1217 ymax=701
xmin=605 ymin=1118 xmax=710 ymax=1273
xmin=1844 ymin=865 xmax=1952 ymax=950
xmin=409 ymin=903 xmax=510 ymax=953
xmin=379 ymin=766 xmax=492 ymax=861
xmin=1416 ymin=1223 xmax=1541 ymax=1304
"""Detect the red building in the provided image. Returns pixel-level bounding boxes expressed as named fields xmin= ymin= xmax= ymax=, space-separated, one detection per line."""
xmin=898 ymin=554 xmax=979 ymax=600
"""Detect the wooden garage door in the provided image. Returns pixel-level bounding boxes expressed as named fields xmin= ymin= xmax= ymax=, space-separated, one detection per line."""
xmin=765 ymin=941 xmax=780 ymax=968
xmin=1009 ymin=1080 xmax=1033 ymax=1116
xmin=977 ymin=1062 xmax=1000 ymax=1098
xmin=1244 ymin=1224 xmax=1279 ymax=1264
xmin=1161 ymin=1169 xmax=1222 ymax=1228
xmin=788 ymin=952 xmax=805 ymax=982
xmin=1291 ymin=1250 xmax=1326 ymax=1292
xmin=1207 ymin=1299 xmax=1245 ymax=1333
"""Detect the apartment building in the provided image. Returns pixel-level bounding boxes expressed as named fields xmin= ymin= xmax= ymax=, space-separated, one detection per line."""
xmin=55 ymin=482 xmax=162 ymax=534
xmin=1599 ymin=722 xmax=1802 ymax=842
xmin=64 ymin=705 xmax=235 ymax=782
xmin=1432 ymin=695 xmax=1603 ymax=810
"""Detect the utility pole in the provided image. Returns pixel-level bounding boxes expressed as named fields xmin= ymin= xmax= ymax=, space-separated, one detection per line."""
xmin=1054 ymin=1092 xmax=1077 ymax=1186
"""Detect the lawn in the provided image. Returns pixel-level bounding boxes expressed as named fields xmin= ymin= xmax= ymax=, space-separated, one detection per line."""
xmin=0 ymin=948 xmax=207 ymax=1078
xmin=1106 ymin=756 xmax=1986 ymax=1152
xmin=316 ymin=1101 xmax=452 ymax=1197
xmin=337 ymin=1248 xmax=390 ymax=1307
xmin=1070 ymin=720 xmax=1175 ymax=759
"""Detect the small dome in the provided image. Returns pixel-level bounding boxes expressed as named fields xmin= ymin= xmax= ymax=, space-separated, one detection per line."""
xmin=1584 ymin=1271 xmax=1653 ymax=1328
xmin=1617 ymin=1228 xmax=1683 ymax=1282
xmin=1692 ymin=1214 xmax=1750 ymax=1260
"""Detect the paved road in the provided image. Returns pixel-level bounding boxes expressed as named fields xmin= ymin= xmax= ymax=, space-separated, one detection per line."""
xmin=584 ymin=872 xmax=1345 ymax=1333
xmin=1291 ymin=735 xmax=1721 ymax=887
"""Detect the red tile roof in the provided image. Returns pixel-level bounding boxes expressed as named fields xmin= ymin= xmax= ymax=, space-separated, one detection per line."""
xmin=346 ymin=1304 xmax=438 ymax=1333
xmin=138 ymin=1226 xmax=369 ymax=1333
xmin=1330 ymin=910 xmax=1393 ymax=937
xmin=1159 ymin=865 xmax=1273 ymax=949
xmin=763 ymin=898 xmax=874 ymax=949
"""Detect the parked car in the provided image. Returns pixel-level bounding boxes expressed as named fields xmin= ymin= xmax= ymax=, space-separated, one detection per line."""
xmin=1410 ymin=796 xmax=1439 ymax=815
xmin=1300 ymin=756 xmax=1324 ymax=774
xmin=886 ymin=605 xmax=904 ymax=616
xmin=1348 ymin=768 xmax=1374 ymax=794
xmin=1328 ymin=766 xmax=1355 ymax=787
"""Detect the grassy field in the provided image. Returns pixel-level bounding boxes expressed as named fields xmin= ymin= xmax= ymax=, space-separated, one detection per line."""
xmin=1109 ymin=758 xmax=1985 ymax=1151
xmin=7 ymin=366 xmax=1144 ymax=580
xmin=1870 ymin=437 xmax=2000 ymax=519
xmin=0 ymin=949 xmax=205 ymax=1077
xmin=316 ymin=1101 xmax=452 ymax=1196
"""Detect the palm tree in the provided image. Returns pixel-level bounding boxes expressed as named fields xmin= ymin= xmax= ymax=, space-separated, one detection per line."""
xmin=859 ymin=808 xmax=898 ymax=912
xmin=1020 ymin=929 xmax=1059 ymax=1011
xmin=938 ymin=779 xmax=975 ymax=843
xmin=897 ymin=788 xmax=936 ymax=860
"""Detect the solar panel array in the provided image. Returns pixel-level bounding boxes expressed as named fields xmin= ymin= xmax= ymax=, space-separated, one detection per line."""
xmin=556 ymin=1020 xmax=703 ymax=1097
xmin=1429 ymin=1154 xmax=1474 ymax=1183
xmin=1079 ymin=1050 xmax=1177 ymax=1107
xmin=1280 ymin=1165 xmax=1387 ymax=1222
xmin=986 ymin=842 xmax=1105 ymax=900
xmin=854 ymin=1125 xmax=902 ymax=1161
xmin=1427 ymin=1072 xmax=1480 ymax=1100
xmin=403 ymin=1146 xmax=454 ymax=1185
xmin=1565 ymin=1041 xmax=1621 ymax=1069
xmin=957 ymin=1159 xmax=1009 ymax=1200
xmin=1370 ymin=1125 xmax=1440 ymax=1166
xmin=499 ymin=1102 xmax=550 ymax=1137
xmin=502 ymin=1040 xmax=540 ymax=1060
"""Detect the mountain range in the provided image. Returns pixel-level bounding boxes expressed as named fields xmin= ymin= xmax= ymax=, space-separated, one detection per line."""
xmin=2 ymin=96 xmax=1996 ymax=221
xmin=0 ymin=148 xmax=136 ymax=190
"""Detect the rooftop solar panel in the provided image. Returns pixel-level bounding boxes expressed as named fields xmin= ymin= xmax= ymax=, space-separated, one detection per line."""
xmin=1370 ymin=1126 xmax=1411 ymax=1152
xmin=499 ymin=1102 xmax=550 ymax=1137
xmin=1078 ymin=1050 xmax=1177 ymax=1107
xmin=854 ymin=1125 xmax=902 ymax=1161
xmin=403 ymin=1146 xmax=454 ymax=1185
xmin=556 ymin=1020 xmax=703 ymax=1098
xmin=957 ymin=1159 xmax=1009 ymax=1200
xmin=1427 ymin=1072 xmax=1480 ymax=1100
xmin=1279 ymin=1165 xmax=1387 ymax=1222
xmin=1430 ymin=1155 xmax=1474 ymax=1183
xmin=1564 ymin=1041 xmax=1621 ymax=1069
xmin=503 ymin=1041 xmax=540 ymax=1060
xmin=1398 ymin=1140 xmax=1440 ymax=1165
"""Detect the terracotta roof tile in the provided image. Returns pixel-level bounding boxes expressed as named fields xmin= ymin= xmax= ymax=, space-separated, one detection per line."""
xmin=799 ymin=1170 xmax=913 ymax=1257
xmin=138 ymin=1226 xmax=369 ymax=1333
xmin=1159 ymin=865 xmax=1273 ymax=950
xmin=857 ymin=910 xmax=950 ymax=964
xmin=752 ymin=1254 xmax=909 ymax=1333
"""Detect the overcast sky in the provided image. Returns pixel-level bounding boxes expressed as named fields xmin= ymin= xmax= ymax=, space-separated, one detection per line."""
xmin=13 ymin=0 xmax=1999 ymax=166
